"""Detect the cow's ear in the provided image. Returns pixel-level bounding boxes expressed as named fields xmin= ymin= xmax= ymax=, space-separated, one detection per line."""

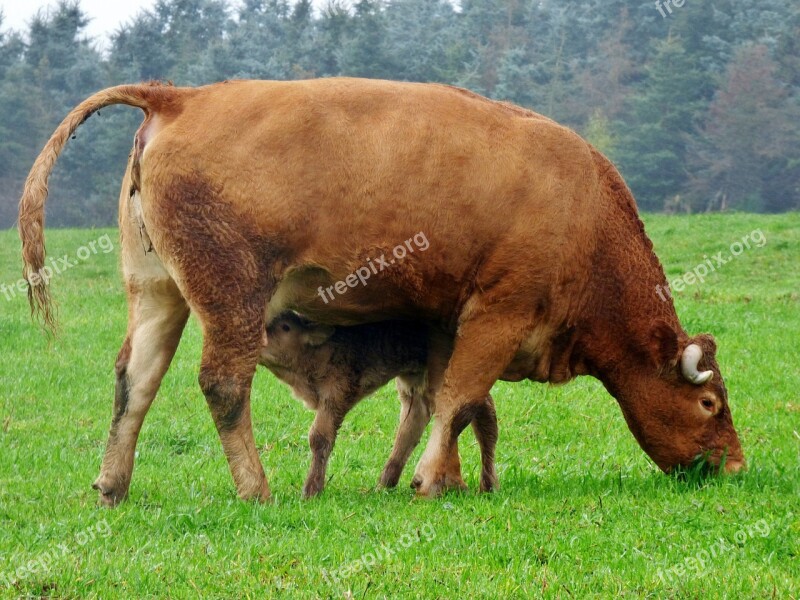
xmin=303 ymin=325 xmax=334 ymax=347
xmin=648 ymin=320 xmax=680 ymax=369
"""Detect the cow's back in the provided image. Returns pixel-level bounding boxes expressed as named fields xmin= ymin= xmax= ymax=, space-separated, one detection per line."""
xmin=139 ymin=78 xmax=604 ymax=326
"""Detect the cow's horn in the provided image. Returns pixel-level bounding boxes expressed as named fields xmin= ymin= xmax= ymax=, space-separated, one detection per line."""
xmin=681 ymin=344 xmax=713 ymax=385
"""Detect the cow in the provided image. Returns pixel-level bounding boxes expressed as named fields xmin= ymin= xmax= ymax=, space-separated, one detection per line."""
xmin=18 ymin=78 xmax=744 ymax=506
xmin=259 ymin=311 xmax=497 ymax=498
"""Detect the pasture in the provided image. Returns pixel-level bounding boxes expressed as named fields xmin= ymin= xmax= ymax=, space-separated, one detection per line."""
xmin=0 ymin=213 xmax=798 ymax=598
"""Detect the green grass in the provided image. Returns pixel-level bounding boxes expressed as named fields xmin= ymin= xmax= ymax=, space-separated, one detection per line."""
xmin=0 ymin=213 xmax=798 ymax=599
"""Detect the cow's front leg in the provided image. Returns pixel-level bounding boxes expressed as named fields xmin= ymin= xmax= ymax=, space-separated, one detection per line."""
xmin=412 ymin=312 xmax=522 ymax=497
xmin=437 ymin=395 xmax=498 ymax=492
xmin=93 ymin=278 xmax=189 ymax=506
xmin=303 ymin=406 xmax=346 ymax=498
xmin=410 ymin=330 xmax=468 ymax=492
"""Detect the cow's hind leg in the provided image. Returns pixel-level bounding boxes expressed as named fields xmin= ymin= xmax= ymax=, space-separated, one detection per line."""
xmin=93 ymin=278 xmax=189 ymax=506
xmin=197 ymin=309 xmax=271 ymax=502
xmin=379 ymin=373 xmax=431 ymax=488
xmin=144 ymin=173 xmax=277 ymax=502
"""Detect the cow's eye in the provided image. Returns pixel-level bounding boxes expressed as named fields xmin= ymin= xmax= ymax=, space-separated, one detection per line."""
xmin=701 ymin=398 xmax=715 ymax=411
xmin=281 ymin=323 xmax=291 ymax=333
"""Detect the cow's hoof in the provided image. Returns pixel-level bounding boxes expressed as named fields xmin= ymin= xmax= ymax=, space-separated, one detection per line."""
xmin=92 ymin=477 xmax=128 ymax=507
xmin=443 ymin=466 xmax=468 ymax=492
xmin=410 ymin=473 xmax=440 ymax=497
xmin=248 ymin=493 xmax=273 ymax=504
xmin=410 ymin=472 xmax=466 ymax=497
xmin=238 ymin=478 xmax=273 ymax=503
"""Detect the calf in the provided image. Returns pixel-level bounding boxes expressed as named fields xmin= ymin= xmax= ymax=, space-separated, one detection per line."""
xmin=259 ymin=312 xmax=497 ymax=498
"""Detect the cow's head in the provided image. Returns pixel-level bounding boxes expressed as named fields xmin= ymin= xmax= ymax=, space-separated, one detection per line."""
xmin=261 ymin=311 xmax=335 ymax=368
xmin=611 ymin=322 xmax=745 ymax=475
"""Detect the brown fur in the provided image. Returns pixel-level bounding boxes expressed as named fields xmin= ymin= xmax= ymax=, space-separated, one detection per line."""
xmin=260 ymin=312 xmax=497 ymax=497
xmin=18 ymin=82 xmax=182 ymax=333
xmin=19 ymin=78 xmax=743 ymax=503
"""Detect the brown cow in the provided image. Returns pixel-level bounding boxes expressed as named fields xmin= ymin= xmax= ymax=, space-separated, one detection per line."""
xmin=259 ymin=311 xmax=497 ymax=498
xmin=18 ymin=78 xmax=744 ymax=506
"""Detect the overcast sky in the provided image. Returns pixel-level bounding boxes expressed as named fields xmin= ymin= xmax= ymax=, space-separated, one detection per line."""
xmin=1 ymin=0 xmax=332 ymax=43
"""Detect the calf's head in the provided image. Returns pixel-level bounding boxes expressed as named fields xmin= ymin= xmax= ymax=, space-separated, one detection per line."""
xmin=611 ymin=323 xmax=745 ymax=475
xmin=261 ymin=312 xmax=335 ymax=368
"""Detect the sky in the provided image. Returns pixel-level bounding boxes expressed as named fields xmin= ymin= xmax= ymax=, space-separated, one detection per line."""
xmin=2 ymin=0 xmax=159 ymax=41
xmin=1 ymin=0 xmax=331 ymax=43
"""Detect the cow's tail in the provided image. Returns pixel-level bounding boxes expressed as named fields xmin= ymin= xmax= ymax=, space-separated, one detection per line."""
xmin=18 ymin=82 xmax=181 ymax=334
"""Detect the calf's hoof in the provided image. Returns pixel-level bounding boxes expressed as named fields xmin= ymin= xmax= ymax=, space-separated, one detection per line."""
xmin=92 ymin=476 xmax=128 ymax=507
xmin=302 ymin=479 xmax=324 ymax=499
xmin=479 ymin=469 xmax=499 ymax=493
xmin=379 ymin=462 xmax=403 ymax=488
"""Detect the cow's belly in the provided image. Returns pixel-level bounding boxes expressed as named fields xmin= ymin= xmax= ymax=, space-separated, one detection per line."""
xmin=268 ymin=264 xmax=583 ymax=385
xmin=266 ymin=263 xmax=449 ymax=326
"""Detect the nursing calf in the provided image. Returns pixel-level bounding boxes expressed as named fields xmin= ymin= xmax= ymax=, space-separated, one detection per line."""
xmin=259 ymin=312 xmax=498 ymax=498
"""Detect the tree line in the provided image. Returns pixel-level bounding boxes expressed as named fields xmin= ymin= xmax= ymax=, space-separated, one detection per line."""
xmin=1 ymin=0 xmax=798 ymax=227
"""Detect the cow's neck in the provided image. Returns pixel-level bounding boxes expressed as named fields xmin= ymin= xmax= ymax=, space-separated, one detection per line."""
xmin=577 ymin=169 xmax=686 ymax=387
xmin=539 ymin=183 xmax=683 ymax=465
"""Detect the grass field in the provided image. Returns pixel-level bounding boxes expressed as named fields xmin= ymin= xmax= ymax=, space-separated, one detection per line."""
xmin=0 ymin=213 xmax=798 ymax=598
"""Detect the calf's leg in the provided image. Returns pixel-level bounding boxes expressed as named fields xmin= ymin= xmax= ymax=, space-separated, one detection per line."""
xmin=421 ymin=331 xmax=469 ymax=490
xmin=303 ymin=406 xmax=347 ymax=498
xmin=380 ymin=390 xmax=499 ymax=492
xmin=381 ymin=335 xmax=500 ymax=492
xmin=429 ymin=395 xmax=500 ymax=493
xmin=379 ymin=373 xmax=431 ymax=488
xmin=472 ymin=395 xmax=499 ymax=492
